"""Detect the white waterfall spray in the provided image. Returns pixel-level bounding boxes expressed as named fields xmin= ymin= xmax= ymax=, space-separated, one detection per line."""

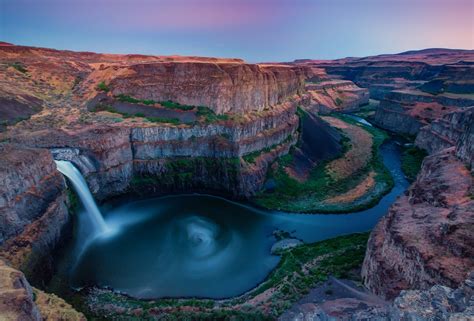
xmin=55 ymin=160 xmax=109 ymax=234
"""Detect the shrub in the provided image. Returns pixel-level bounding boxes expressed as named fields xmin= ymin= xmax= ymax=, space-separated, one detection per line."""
xmin=10 ymin=62 xmax=27 ymax=73
xmin=96 ymin=81 xmax=110 ymax=92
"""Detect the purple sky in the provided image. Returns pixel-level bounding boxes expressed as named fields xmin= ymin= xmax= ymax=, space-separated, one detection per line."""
xmin=1 ymin=0 xmax=473 ymax=62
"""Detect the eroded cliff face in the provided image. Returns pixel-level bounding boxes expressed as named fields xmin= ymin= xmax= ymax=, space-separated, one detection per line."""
xmin=8 ymin=101 xmax=300 ymax=201
xmin=362 ymin=147 xmax=474 ymax=299
xmin=98 ymin=63 xmax=306 ymax=114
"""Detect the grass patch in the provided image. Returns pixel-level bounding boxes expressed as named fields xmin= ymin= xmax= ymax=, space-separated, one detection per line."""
xmin=96 ymin=81 xmax=110 ymax=92
xmin=114 ymin=95 xmax=231 ymax=123
xmin=253 ymin=113 xmax=394 ymax=213
xmin=401 ymin=146 xmax=427 ymax=182
xmin=161 ymin=100 xmax=195 ymax=111
xmin=116 ymin=95 xmax=196 ymax=111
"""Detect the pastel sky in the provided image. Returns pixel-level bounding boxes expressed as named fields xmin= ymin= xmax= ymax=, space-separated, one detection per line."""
xmin=1 ymin=0 xmax=473 ymax=62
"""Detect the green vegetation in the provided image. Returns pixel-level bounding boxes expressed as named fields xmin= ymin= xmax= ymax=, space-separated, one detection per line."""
xmin=254 ymin=113 xmax=394 ymax=213
xmin=113 ymin=95 xmax=231 ymax=124
xmin=196 ymin=106 xmax=230 ymax=123
xmin=161 ymin=100 xmax=195 ymax=111
xmin=91 ymin=104 xmax=181 ymax=124
xmin=401 ymin=146 xmax=427 ymax=182
xmin=129 ymin=157 xmax=241 ymax=195
xmin=10 ymin=62 xmax=28 ymax=73
xmin=66 ymin=188 xmax=80 ymax=216
xmin=80 ymin=233 xmax=369 ymax=320
xmin=116 ymin=94 xmax=196 ymax=111
xmin=96 ymin=81 xmax=110 ymax=92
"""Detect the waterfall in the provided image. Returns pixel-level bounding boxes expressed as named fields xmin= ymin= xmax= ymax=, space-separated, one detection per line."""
xmin=55 ymin=160 xmax=109 ymax=234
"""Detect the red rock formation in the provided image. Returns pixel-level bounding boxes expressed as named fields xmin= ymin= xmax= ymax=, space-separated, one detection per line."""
xmin=93 ymin=62 xmax=306 ymax=114
xmin=362 ymin=148 xmax=474 ymax=299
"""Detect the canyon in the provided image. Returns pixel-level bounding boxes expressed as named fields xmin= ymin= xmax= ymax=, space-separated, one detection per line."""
xmin=294 ymin=49 xmax=474 ymax=136
xmin=0 ymin=43 xmax=473 ymax=320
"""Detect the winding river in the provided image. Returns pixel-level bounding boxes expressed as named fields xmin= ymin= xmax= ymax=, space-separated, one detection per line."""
xmin=52 ymin=136 xmax=408 ymax=299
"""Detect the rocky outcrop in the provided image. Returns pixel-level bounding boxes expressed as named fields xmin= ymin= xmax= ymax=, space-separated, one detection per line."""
xmin=362 ymin=148 xmax=474 ymax=299
xmin=32 ymin=288 xmax=86 ymax=321
xmin=0 ymin=259 xmax=41 ymax=321
xmin=0 ymin=259 xmax=85 ymax=321
xmin=389 ymin=273 xmax=474 ymax=320
xmin=280 ymin=273 xmax=474 ymax=320
xmin=416 ymin=107 xmax=474 ymax=156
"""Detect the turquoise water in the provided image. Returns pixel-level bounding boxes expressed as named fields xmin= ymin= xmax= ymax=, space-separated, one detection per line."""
xmin=58 ymin=140 xmax=408 ymax=299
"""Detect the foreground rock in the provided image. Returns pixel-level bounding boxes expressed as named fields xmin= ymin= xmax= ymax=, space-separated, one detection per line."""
xmin=0 ymin=259 xmax=85 ymax=321
xmin=362 ymin=147 xmax=474 ymax=299
xmin=0 ymin=259 xmax=41 ymax=321
xmin=280 ymin=273 xmax=474 ymax=320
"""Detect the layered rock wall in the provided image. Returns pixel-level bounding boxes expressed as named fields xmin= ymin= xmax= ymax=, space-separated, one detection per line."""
xmin=98 ymin=63 xmax=306 ymax=114
xmin=12 ymin=102 xmax=299 ymax=200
